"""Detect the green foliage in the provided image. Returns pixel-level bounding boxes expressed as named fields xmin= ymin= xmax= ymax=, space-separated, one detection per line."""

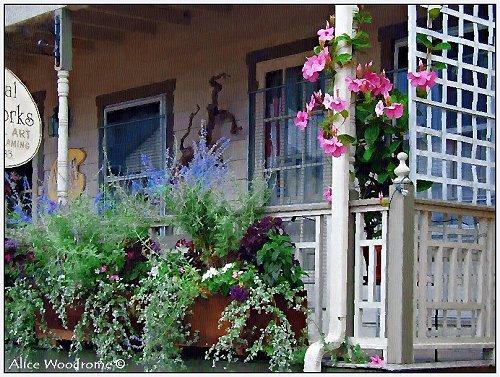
xmin=206 ymin=275 xmax=307 ymax=372
xmin=164 ymin=178 xmax=269 ymax=265
xmin=133 ymin=251 xmax=200 ymax=371
xmin=256 ymin=231 xmax=306 ymax=289
xmin=416 ymin=179 xmax=434 ymax=192
xmin=428 ymin=7 xmax=442 ymax=21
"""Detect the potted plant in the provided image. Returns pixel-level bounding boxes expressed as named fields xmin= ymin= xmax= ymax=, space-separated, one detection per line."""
xmin=5 ymin=184 xmax=156 ymax=367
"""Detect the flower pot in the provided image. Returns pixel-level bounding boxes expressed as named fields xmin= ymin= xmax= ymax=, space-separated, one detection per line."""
xmin=183 ymin=293 xmax=307 ymax=354
xmin=35 ymin=298 xmax=86 ymax=342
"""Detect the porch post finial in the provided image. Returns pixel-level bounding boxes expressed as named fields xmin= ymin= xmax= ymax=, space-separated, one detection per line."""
xmin=393 ymin=152 xmax=411 ymax=184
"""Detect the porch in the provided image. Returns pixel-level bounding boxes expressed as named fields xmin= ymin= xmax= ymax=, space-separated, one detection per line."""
xmin=5 ymin=3 xmax=496 ymax=371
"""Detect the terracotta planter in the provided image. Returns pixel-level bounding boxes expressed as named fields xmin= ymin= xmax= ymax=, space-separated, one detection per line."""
xmin=35 ymin=298 xmax=86 ymax=341
xmin=183 ymin=293 xmax=307 ymax=353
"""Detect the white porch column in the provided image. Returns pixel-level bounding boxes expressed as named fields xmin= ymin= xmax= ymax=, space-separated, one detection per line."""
xmin=55 ymin=8 xmax=72 ymax=204
xmin=56 ymin=70 xmax=70 ymax=204
xmin=304 ymin=4 xmax=357 ymax=372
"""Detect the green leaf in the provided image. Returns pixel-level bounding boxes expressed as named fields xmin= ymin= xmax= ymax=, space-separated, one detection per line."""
xmin=416 ymin=179 xmax=433 ymax=192
xmin=416 ymin=87 xmax=428 ymax=99
xmin=335 ymin=53 xmax=352 ymax=65
xmin=352 ymin=38 xmax=371 ymax=49
xmin=364 ymin=125 xmax=380 ymax=145
xmin=362 ymin=148 xmax=374 ymax=161
xmin=376 ymin=172 xmax=389 ymax=184
xmin=335 ymin=33 xmax=352 ymax=43
xmin=416 ymin=33 xmax=434 ymax=50
xmin=337 ymin=134 xmax=356 ymax=145
xmin=434 ymin=42 xmax=451 ymax=51
xmin=432 ymin=62 xmax=447 ymax=71
xmin=389 ymin=140 xmax=402 ymax=153
xmin=339 ymin=109 xmax=349 ymax=119
xmin=313 ymin=45 xmax=321 ymax=55
xmin=428 ymin=7 xmax=441 ymax=21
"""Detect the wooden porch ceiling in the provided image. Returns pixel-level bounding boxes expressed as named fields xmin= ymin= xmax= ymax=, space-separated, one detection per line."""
xmin=5 ymin=5 xmax=232 ymax=59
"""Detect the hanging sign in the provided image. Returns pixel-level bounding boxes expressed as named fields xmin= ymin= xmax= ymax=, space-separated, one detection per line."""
xmin=5 ymin=68 xmax=42 ymax=168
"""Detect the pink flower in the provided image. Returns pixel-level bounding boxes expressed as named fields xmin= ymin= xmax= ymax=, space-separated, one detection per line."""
xmin=372 ymin=70 xmax=393 ymax=96
xmin=378 ymin=191 xmax=384 ymax=205
xmin=370 ymin=355 xmax=384 ymax=365
xmin=317 ymin=131 xmax=348 ymax=157
xmin=317 ymin=21 xmax=334 ymax=42
xmin=294 ymin=111 xmax=309 ymax=130
xmin=179 ymin=267 xmax=185 ymax=274
xmin=375 ymin=100 xmax=385 ymax=117
xmin=5 ymin=254 xmax=12 ymax=263
xmin=302 ymin=58 xmax=320 ymax=82
xmin=356 ymin=64 xmax=363 ymax=78
xmin=27 ymin=252 xmax=35 ymax=260
xmin=100 ymin=265 xmax=107 ymax=273
xmin=363 ymin=71 xmax=381 ymax=92
xmin=303 ymin=48 xmax=330 ymax=82
xmin=232 ymin=271 xmax=239 ymax=279
xmin=384 ymin=102 xmax=404 ymax=119
xmin=407 ymin=61 xmax=438 ymax=91
xmin=306 ymin=94 xmax=316 ymax=113
xmin=345 ymin=76 xmax=363 ymax=93
xmin=323 ymin=187 xmax=333 ymax=203
xmin=108 ymin=274 xmax=119 ymax=281
xmin=323 ymin=93 xmax=346 ymax=112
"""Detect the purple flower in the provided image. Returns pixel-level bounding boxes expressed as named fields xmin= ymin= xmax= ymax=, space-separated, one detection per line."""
xmin=22 ymin=176 xmax=29 ymax=191
xmin=47 ymin=200 xmax=57 ymax=215
xmin=229 ymin=284 xmax=249 ymax=302
xmin=179 ymin=267 xmax=185 ymax=274
xmin=238 ymin=216 xmax=284 ymax=264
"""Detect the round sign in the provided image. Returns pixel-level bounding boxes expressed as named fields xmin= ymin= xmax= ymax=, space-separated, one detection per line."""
xmin=4 ymin=68 xmax=42 ymax=168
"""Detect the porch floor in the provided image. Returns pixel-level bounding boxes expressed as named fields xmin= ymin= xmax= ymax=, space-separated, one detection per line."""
xmin=327 ymin=360 xmax=495 ymax=373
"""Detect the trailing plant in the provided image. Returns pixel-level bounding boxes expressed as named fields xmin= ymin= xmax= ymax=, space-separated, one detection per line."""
xmin=206 ymin=275 xmax=306 ymax=372
xmin=132 ymin=250 xmax=200 ymax=371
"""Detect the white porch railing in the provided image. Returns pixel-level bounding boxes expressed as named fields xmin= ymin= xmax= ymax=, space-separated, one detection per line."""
xmin=349 ymin=199 xmax=388 ymax=354
xmin=413 ymin=199 xmax=495 ymax=352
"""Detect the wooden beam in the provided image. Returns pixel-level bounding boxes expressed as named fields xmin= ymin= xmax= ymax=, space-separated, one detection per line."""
xmin=71 ymin=9 xmax=157 ymax=34
xmin=72 ymin=23 xmax=124 ymax=42
xmin=91 ymin=5 xmax=191 ymax=25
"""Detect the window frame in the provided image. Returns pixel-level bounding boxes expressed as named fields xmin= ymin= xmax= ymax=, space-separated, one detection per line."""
xmin=102 ymin=94 xmax=167 ymax=185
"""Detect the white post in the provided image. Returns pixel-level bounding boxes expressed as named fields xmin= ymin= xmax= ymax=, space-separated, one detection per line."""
xmin=55 ymin=7 xmax=72 ymax=204
xmin=304 ymin=4 xmax=357 ymax=372
xmin=56 ymin=70 xmax=70 ymax=204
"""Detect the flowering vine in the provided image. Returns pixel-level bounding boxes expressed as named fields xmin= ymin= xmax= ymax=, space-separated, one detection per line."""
xmin=296 ymin=9 xmax=447 ymax=202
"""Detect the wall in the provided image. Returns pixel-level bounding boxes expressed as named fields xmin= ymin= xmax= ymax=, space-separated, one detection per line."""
xmin=6 ymin=4 xmax=407 ymax=198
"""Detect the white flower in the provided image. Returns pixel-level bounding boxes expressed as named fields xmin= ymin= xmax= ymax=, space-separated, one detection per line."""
xmin=176 ymin=245 xmax=189 ymax=254
xmin=94 ymin=269 xmax=100 ymax=274
xmin=221 ymin=263 xmax=234 ymax=273
xmin=150 ymin=266 xmax=159 ymax=278
xmin=201 ymin=267 xmax=219 ymax=282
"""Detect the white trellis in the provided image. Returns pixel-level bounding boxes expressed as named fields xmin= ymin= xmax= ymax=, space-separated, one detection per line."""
xmin=408 ymin=5 xmax=496 ymax=206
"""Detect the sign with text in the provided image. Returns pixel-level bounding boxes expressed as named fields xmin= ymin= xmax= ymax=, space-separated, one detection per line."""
xmin=5 ymin=68 xmax=42 ymax=168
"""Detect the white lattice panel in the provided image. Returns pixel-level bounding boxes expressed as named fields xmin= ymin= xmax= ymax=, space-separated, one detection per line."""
xmin=408 ymin=5 xmax=495 ymax=205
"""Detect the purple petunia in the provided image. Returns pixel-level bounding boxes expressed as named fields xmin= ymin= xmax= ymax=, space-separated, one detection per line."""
xmin=229 ymin=284 xmax=249 ymax=302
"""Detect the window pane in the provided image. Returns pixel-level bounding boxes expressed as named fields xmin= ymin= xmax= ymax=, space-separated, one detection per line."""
xmin=105 ymin=102 xmax=163 ymax=177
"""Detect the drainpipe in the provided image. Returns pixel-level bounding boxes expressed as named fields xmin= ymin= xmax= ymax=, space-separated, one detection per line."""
xmin=55 ymin=8 xmax=72 ymax=204
xmin=303 ymin=4 xmax=357 ymax=372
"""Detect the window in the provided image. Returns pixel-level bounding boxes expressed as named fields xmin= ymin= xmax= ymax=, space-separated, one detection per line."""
xmin=96 ymin=79 xmax=175 ymax=190
xmin=251 ymin=55 xmax=331 ymax=206
xmin=103 ymin=96 xmax=166 ymax=187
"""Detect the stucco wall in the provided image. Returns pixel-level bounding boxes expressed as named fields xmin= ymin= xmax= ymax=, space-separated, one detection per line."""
xmin=7 ymin=4 xmax=407 ymax=197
